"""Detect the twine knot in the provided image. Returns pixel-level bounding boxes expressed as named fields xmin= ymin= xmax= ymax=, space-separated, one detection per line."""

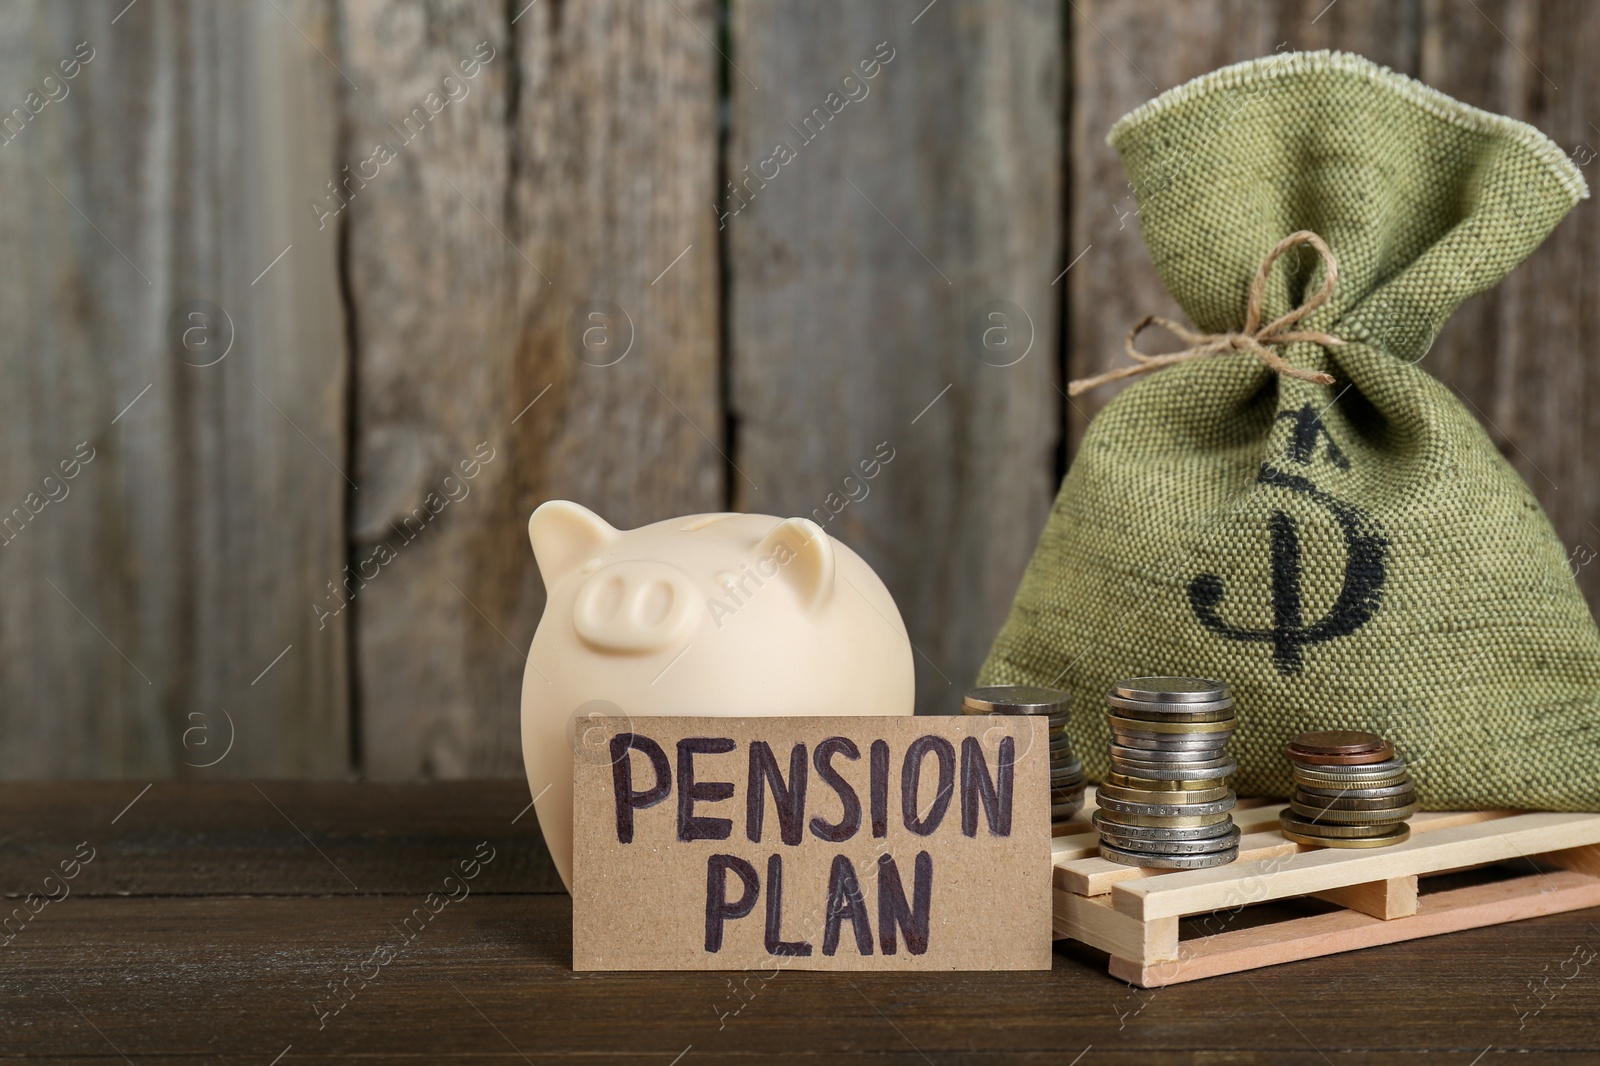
xmin=1067 ymin=230 xmax=1344 ymax=397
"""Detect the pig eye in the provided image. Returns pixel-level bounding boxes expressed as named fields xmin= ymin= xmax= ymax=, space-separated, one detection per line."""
xmin=581 ymin=557 xmax=603 ymax=574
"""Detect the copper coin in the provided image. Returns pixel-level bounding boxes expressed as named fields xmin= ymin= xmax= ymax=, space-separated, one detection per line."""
xmin=1286 ymin=730 xmax=1386 ymax=756
xmin=1288 ymin=742 xmax=1395 ymax=766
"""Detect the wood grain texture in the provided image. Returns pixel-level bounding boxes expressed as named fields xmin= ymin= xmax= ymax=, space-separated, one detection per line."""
xmin=1053 ymin=888 xmax=1180 ymax=962
xmin=4 ymin=2 xmax=1599 ymax=780
xmin=341 ymin=0 xmax=723 ymax=777
xmin=1066 ymin=0 xmax=1420 ymax=446
xmin=0 ymin=0 xmax=349 ymax=778
xmin=1423 ymin=0 xmax=1600 ymax=617
xmin=1113 ymin=811 xmax=1600 ymax=920
xmin=0 ymin=780 xmax=560 ymax=897
xmin=1110 ymin=869 xmax=1600 ymax=988
xmin=728 ymin=0 xmax=1063 ymax=714
xmin=1312 ymin=874 xmax=1420 ymax=920
xmin=338 ymin=0 xmax=519 ymax=780
xmin=3 ymin=782 xmax=1599 ymax=1062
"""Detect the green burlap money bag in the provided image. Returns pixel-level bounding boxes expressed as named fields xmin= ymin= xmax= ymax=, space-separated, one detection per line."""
xmin=979 ymin=51 xmax=1598 ymax=810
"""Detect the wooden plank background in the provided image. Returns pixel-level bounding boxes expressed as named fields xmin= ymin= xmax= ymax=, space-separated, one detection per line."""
xmin=1 ymin=0 xmax=1594 ymax=779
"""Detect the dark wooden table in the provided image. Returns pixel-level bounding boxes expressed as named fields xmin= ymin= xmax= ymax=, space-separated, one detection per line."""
xmin=4 ymin=782 xmax=1598 ymax=1064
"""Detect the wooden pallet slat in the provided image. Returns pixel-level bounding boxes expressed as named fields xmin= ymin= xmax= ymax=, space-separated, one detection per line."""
xmin=1312 ymin=875 xmax=1418 ymax=921
xmin=1114 ymin=812 xmax=1600 ymax=921
xmin=1106 ymin=870 xmax=1600 ymax=988
xmin=1053 ymin=889 xmax=1178 ymax=963
xmin=1053 ymin=801 xmax=1600 ymax=985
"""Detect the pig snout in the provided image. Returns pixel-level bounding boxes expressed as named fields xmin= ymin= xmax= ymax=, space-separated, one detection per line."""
xmin=572 ymin=560 xmax=699 ymax=653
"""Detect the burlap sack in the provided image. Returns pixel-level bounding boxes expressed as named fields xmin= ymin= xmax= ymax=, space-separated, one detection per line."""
xmin=979 ymin=51 xmax=1598 ymax=810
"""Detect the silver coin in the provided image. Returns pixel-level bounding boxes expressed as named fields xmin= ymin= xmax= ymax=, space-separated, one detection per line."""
xmin=1099 ymin=840 xmax=1239 ymax=869
xmin=962 ymin=685 xmax=1069 ymax=715
xmin=1104 ymin=758 xmax=1236 ymax=781
xmin=1113 ymin=710 xmax=1235 ymax=736
xmin=1091 ymin=809 xmax=1237 ymax=840
xmin=1095 ymin=792 xmax=1237 ymax=818
xmin=1106 ymin=696 xmax=1237 ymax=721
xmin=1111 ymin=739 xmax=1233 ymax=757
xmin=1113 ymin=758 xmax=1235 ymax=777
xmin=1289 ymin=755 xmax=1409 ymax=776
xmin=1097 ymin=824 xmax=1242 ymax=855
xmin=1292 ymin=768 xmax=1408 ymax=793
xmin=964 ymin=709 xmax=1072 ymax=734
xmin=1111 ymin=676 xmax=1230 ymax=704
xmin=1109 ymin=740 xmax=1230 ymax=757
xmin=1296 ymin=794 xmax=1417 ymax=817
xmin=1109 ymin=743 xmax=1231 ymax=763
xmin=1295 ymin=779 xmax=1415 ymax=800
xmin=1108 ymin=731 xmax=1233 ymax=752
xmin=1288 ymin=798 xmax=1418 ymax=824
xmin=1107 ymin=717 xmax=1237 ymax=738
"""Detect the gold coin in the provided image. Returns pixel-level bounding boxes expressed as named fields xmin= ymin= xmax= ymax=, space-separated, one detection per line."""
xmin=1299 ymin=768 xmax=1414 ymax=793
xmin=1092 ymin=809 xmax=1232 ymax=829
xmin=1279 ymin=810 xmax=1411 ymax=838
xmin=1288 ymin=798 xmax=1418 ymax=824
xmin=1103 ymin=773 xmax=1220 ymax=792
xmin=1105 ymin=713 xmax=1237 ymax=735
xmin=1290 ymin=757 xmax=1409 ymax=781
xmin=1097 ymin=782 xmax=1234 ymax=806
xmin=1279 ymin=822 xmax=1410 ymax=848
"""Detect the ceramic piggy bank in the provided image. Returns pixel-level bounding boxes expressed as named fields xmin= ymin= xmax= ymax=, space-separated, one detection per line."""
xmin=521 ymin=501 xmax=916 ymax=891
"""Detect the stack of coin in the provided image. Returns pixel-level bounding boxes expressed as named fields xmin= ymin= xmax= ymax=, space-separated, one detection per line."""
xmin=1279 ymin=730 xmax=1416 ymax=848
xmin=1093 ymin=677 xmax=1239 ymax=869
xmin=961 ymin=686 xmax=1084 ymax=826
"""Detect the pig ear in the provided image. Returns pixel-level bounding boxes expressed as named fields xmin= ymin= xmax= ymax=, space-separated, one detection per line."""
xmin=528 ymin=501 xmax=617 ymax=580
xmin=756 ymin=518 xmax=835 ymax=611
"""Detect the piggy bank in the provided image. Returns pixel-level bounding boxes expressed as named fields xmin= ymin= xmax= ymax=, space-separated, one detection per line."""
xmin=521 ymin=501 xmax=916 ymax=891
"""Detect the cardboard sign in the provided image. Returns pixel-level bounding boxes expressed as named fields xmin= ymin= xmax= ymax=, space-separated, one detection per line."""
xmin=572 ymin=715 xmax=1050 ymax=971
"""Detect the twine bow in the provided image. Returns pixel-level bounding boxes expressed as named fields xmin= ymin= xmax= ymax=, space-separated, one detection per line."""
xmin=1067 ymin=230 xmax=1344 ymax=397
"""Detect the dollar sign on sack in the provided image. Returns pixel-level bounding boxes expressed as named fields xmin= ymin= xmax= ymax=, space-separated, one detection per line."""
xmin=1188 ymin=405 xmax=1388 ymax=674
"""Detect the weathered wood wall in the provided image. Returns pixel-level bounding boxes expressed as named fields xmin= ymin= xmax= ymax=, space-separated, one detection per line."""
xmin=0 ymin=0 xmax=348 ymax=778
xmin=2 ymin=0 xmax=1595 ymax=778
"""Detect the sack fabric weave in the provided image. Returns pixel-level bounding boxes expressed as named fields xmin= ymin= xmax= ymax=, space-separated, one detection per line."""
xmin=979 ymin=51 xmax=1597 ymax=810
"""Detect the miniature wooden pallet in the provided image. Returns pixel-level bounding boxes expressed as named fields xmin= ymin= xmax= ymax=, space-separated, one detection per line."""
xmin=1052 ymin=786 xmax=1600 ymax=987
